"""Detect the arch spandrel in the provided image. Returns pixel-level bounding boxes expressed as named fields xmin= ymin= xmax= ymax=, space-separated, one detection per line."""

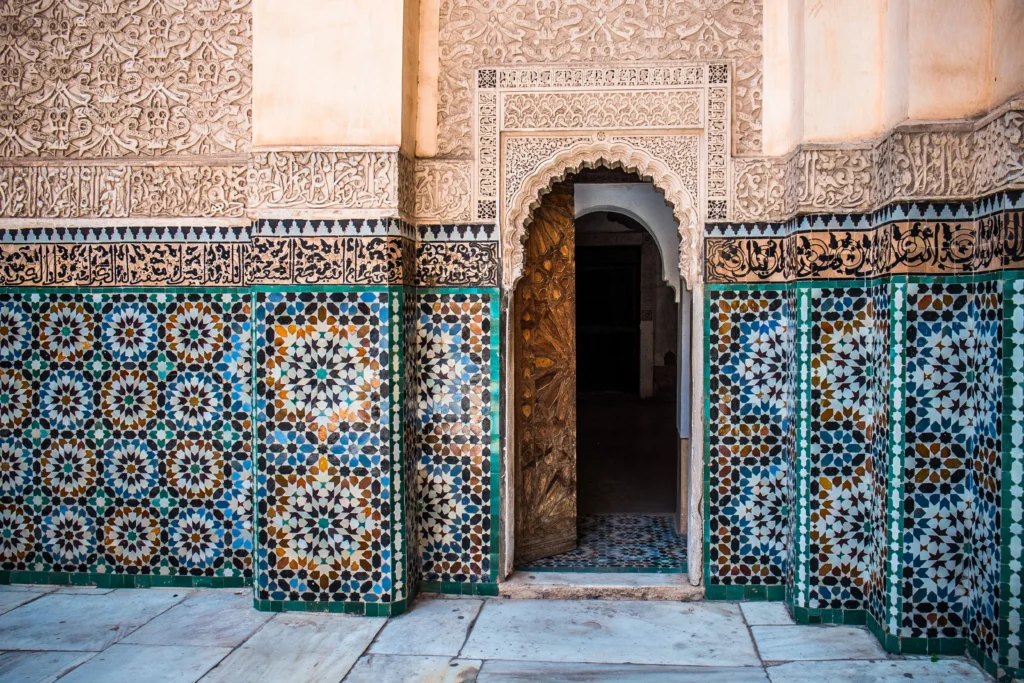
xmin=502 ymin=141 xmax=702 ymax=293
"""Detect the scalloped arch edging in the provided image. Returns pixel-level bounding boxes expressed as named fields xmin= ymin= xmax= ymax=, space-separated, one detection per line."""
xmin=502 ymin=140 xmax=702 ymax=291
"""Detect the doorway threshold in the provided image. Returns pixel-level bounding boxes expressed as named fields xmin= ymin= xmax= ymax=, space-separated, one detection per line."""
xmin=499 ymin=571 xmax=704 ymax=601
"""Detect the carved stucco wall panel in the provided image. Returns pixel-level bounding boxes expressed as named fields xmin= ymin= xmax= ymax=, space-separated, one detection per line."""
xmin=414 ymin=159 xmax=473 ymax=223
xmin=502 ymin=90 xmax=703 ymax=130
xmin=475 ymin=63 xmax=729 ymax=232
xmin=247 ymin=150 xmax=403 ymax=217
xmin=730 ymin=99 xmax=1024 ymax=222
xmin=436 ymin=0 xmax=763 ymax=156
xmin=0 ymin=0 xmax=252 ymax=159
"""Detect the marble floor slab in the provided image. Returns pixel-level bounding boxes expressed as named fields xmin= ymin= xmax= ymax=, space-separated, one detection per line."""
xmin=56 ymin=644 xmax=231 ymax=683
xmin=752 ymin=625 xmax=889 ymax=661
xmin=0 ymin=589 xmax=188 ymax=651
xmin=370 ymin=598 xmax=482 ymax=656
xmin=462 ymin=599 xmax=760 ymax=667
xmin=343 ymin=654 xmax=481 ymax=683
xmin=122 ymin=590 xmax=273 ymax=648
xmin=0 ymin=590 xmax=49 ymax=617
xmin=0 ymin=651 xmax=96 ymax=683
xmin=765 ymin=658 xmax=989 ymax=682
xmin=740 ymin=602 xmax=796 ymax=626
xmin=200 ymin=613 xmax=384 ymax=683
xmin=476 ymin=660 xmax=771 ymax=682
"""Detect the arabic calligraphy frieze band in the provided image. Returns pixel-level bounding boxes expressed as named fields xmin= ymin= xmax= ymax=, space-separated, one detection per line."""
xmin=705 ymin=193 xmax=1024 ymax=283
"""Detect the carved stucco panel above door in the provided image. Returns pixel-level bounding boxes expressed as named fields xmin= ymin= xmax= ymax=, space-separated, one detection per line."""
xmin=475 ymin=62 xmax=731 ymax=227
xmin=436 ymin=0 xmax=763 ymax=157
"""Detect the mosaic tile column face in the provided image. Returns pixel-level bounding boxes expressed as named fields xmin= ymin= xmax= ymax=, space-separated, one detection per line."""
xmin=706 ymin=287 xmax=792 ymax=587
xmin=903 ymin=282 xmax=976 ymax=639
xmin=967 ymin=279 xmax=1003 ymax=664
xmin=254 ymin=291 xmax=395 ymax=608
xmin=1001 ymin=276 xmax=1024 ymax=677
xmin=0 ymin=292 xmax=253 ymax=582
xmin=415 ymin=291 xmax=500 ymax=586
xmin=806 ymin=287 xmax=875 ymax=611
xmin=865 ymin=283 xmax=894 ymax=633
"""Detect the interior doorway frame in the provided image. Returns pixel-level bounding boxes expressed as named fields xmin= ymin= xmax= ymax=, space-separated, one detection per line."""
xmin=498 ymin=142 xmax=706 ymax=586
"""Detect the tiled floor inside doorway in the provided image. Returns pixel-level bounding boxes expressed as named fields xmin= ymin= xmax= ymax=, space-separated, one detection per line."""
xmin=516 ymin=513 xmax=687 ymax=572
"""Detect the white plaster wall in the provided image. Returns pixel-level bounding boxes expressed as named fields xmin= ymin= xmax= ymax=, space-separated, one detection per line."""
xmin=575 ymin=184 xmax=681 ymax=299
xmin=254 ymin=0 xmax=410 ymax=148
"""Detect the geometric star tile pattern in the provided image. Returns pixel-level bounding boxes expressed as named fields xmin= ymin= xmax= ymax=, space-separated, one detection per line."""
xmin=254 ymin=291 xmax=395 ymax=606
xmin=415 ymin=292 xmax=498 ymax=584
xmin=904 ymin=282 xmax=976 ymax=640
xmin=0 ymin=292 xmax=253 ymax=580
xmin=808 ymin=287 xmax=874 ymax=611
xmin=706 ymin=288 xmax=792 ymax=587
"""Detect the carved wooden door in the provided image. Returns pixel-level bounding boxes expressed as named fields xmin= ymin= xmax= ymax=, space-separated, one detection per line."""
xmin=514 ymin=184 xmax=577 ymax=564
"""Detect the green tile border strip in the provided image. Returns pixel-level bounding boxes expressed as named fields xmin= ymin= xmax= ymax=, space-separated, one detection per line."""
xmin=884 ymin=278 xmax=908 ymax=641
xmin=253 ymin=598 xmax=407 ymax=617
xmin=791 ymin=285 xmax=812 ymax=609
xmin=388 ymin=287 xmax=407 ymax=604
xmin=419 ymin=580 xmax=500 ymax=597
xmin=790 ymin=605 xmax=867 ymax=626
xmin=705 ymin=584 xmax=786 ymax=601
xmin=0 ymin=571 xmax=249 ymax=589
xmin=1000 ymin=276 xmax=1024 ymax=674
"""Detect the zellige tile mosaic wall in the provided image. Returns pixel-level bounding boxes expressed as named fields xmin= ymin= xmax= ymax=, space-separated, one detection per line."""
xmin=705 ymin=191 xmax=1024 ymax=679
xmin=0 ymin=219 xmax=504 ymax=613
xmin=0 ymin=291 xmax=253 ymax=586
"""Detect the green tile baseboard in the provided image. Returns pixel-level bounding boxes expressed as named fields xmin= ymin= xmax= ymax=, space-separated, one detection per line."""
xmin=419 ymin=581 xmax=499 ymax=597
xmin=0 ymin=571 xmax=250 ymax=589
xmin=253 ymin=598 xmax=407 ymax=617
xmin=704 ymin=584 xmax=786 ymax=601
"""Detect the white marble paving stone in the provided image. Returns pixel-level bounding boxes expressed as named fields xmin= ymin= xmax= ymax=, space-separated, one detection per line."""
xmin=741 ymin=602 xmax=796 ymax=626
xmin=343 ymin=655 xmax=481 ymax=683
xmin=0 ymin=589 xmax=189 ymax=651
xmin=476 ymin=660 xmax=771 ymax=682
xmin=200 ymin=613 xmax=385 ymax=683
xmin=461 ymin=599 xmax=760 ymax=667
xmin=54 ymin=587 xmax=117 ymax=595
xmin=0 ymin=585 xmax=58 ymax=593
xmin=752 ymin=625 xmax=888 ymax=662
xmin=122 ymin=589 xmax=273 ymax=648
xmin=765 ymin=658 xmax=989 ymax=682
xmin=0 ymin=651 xmax=96 ymax=683
xmin=370 ymin=598 xmax=482 ymax=656
xmin=0 ymin=590 xmax=48 ymax=617
xmin=56 ymin=644 xmax=231 ymax=683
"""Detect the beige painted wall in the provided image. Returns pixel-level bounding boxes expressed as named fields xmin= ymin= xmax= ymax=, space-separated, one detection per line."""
xmin=991 ymin=0 xmax=1024 ymax=108
xmin=803 ymin=0 xmax=889 ymax=142
xmin=908 ymin=0 xmax=991 ymax=120
xmin=254 ymin=0 xmax=414 ymax=149
xmin=763 ymin=0 xmax=1021 ymax=152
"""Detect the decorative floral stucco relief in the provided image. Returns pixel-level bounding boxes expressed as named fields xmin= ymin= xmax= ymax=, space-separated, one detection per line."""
xmin=731 ymin=99 xmax=1024 ymax=222
xmin=502 ymin=90 xmax=703 ymax=130
xmin=437 ymin=0 xmax=763 ymax=157
xmin=0 ymin=0 xmax=252 ymax=159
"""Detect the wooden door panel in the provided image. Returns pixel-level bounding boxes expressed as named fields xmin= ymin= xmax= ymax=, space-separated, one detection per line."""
xmin=515 ymin=185 xmax=577 ymax=564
